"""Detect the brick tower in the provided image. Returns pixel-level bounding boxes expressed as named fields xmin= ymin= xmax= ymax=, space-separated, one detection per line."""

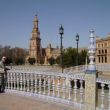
xmin=29 ymin=15 xmax=41 ymax=64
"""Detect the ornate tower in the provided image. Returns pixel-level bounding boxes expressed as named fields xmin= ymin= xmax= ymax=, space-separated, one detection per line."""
xmin=29 ymin=15 xmax=41 ymax=64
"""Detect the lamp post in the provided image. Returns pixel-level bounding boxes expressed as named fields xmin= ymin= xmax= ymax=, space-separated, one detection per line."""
xmin=59 ymin=24 xmax=64 ymax=73
xmin=76 ymin=33 xmax=79 ymax=66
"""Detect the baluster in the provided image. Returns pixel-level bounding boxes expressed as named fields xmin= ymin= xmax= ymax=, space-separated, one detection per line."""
xmin=43 ymin=75 xmax=46 ymax=95
xmin=48 ymin=75 xmax=51 ymax=96
xmin=7 ymin=72 xmax=10 ymax=89
xmin=30 ymin=73 xmax=34 ymax=93
xmin=80 ymin=80 xmax=83 ymax=103
xmin=13 ymin=72 xmax=16 ymax=90
xmin=39 ymin=74 xmax=42 ymax=94
xmin=10 ymin=72 xmax=13 ymax=90
xmin=57 ymin=76 xmax=60 ymax=98
xmin=52 ymin=76 xmax=55 ymax=97
xmin=100 ymin=83 xmax=105 ymax=109
xmin=108 ymin=84 xmax=110 ymax=110
xmin=33 ymin=74 xmax=35 ymax=93
xmin=68 ymin=78 xmax=72 ymax=100
xmin=74 ymin=79 xmax=77 ymax=102
xmin=35 ymin=74 xmax=38 ymax=93
xmin=23 ymin=73 xmax=26 ymax=91
xmin=20 ymin=73 xmax=23 ymax=91
xmin=27 ymin=73 xmax=30 ymax=92
xmin=16 ymin=73 xmax=19 ymax=91
xmin=62 ymin=77 xmax=66 ymax=99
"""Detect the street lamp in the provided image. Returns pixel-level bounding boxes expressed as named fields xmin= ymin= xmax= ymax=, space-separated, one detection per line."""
xmin=59 ymin=24 xmax=64 ymax=73
xmin=76 ymin=33 xmax=79 ymax=66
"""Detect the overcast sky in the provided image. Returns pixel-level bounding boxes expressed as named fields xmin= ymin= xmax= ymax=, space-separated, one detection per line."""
xmin=0 ymin=0 xmax=110 ymax=49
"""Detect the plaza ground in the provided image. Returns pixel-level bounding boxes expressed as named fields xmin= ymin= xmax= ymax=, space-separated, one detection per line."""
xmin=0 ymin=92 xmax=79 ymax=110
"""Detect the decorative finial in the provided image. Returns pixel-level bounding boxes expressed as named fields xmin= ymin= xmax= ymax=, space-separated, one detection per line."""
xmin=87 ymin=29 xmax=96 ymax=72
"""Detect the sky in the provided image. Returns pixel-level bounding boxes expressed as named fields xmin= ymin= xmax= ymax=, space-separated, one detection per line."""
xmin=0 ymin=0 xmax=110 ymax=49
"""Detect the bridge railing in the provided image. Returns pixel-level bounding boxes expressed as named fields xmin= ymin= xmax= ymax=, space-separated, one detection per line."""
xmin=6 ymin=70 xmax=110 ymax=110
xmin=6 ymin=70 xmax=85 ymax=109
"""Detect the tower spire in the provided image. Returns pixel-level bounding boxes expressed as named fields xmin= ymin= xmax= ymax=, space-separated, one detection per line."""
xmin=33 ymin=14 xmax=38 ymax=28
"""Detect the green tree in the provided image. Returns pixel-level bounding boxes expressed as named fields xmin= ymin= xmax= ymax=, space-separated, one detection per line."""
xmin=56 ymin=47 xmax=87 ymax=67
xmin=28 ymin=58 xmax=36 ymax=65
xmin=48 ymin=57 xmax=55 ymax=66
xmin=79 ymin=50 xmax=87 ymax=65
xmin=63 ymin=47 xmax=77 ymax=67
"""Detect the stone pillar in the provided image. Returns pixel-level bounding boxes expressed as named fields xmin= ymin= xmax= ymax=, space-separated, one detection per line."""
xmin=85 ymin=71 xmax=97 ymax=110
xmin=85 ymin=29 xmax=97 ymax=110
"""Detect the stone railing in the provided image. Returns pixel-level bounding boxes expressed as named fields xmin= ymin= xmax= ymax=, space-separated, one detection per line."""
xmin=96 ymin=78 xmax=110 ymax=110
xmin=6 ymin=70 xmax=85 ymax=109
xmin=64 ymin=64 xmax=110 ymax=73
xmin=6 ymin=70 xmax=110 ymax=110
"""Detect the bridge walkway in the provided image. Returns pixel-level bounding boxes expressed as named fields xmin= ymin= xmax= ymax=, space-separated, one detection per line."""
xmin=0 ymin=92 xmax=79 ymax=110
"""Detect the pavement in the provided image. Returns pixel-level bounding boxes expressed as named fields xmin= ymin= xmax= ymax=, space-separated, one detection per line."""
xmin=0 ymin=92 xmax=77 ymax=110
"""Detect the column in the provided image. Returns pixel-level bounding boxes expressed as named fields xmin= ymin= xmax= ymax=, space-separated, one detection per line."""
xmin=85 ymin=29 xmax=97 ymax=110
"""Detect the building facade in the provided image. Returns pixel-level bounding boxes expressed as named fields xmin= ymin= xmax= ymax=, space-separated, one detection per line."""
xmin=27 ymin=15 xmax=60 ymax=64
xmin=96 ymin=33 xmax=110 ymax=64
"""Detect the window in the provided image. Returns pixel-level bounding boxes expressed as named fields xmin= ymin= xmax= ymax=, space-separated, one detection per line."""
xmin=99 ymin=57 xmax=100 ymax=63
xmin=105 ymin=49 xmax=107 ymax=54
xmin=102 ymin=57 xmax=103 ymax=63
xmin=105 ymin=56 xmax=107 ymax=63
xmin=99 ymin=50 xmax=100 ymax=54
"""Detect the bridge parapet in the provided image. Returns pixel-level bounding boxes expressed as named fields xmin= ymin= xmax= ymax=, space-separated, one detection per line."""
xmin=5 ymin=70 xmax=110 ymax=110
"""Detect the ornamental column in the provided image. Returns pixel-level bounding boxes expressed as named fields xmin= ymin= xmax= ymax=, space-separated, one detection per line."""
xmin=85 ymin=29 xmax=97 ymax=110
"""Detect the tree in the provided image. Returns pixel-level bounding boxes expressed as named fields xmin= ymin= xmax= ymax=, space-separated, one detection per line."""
xmin=0 ymin=45 xmax=28 ymax=65
xmin=48 ymin=57 xmax=55 ymax=66
xmin=63 ymin=47 xmax=77 ymax=67
xmin=56 ymin=47 xmax=87 ymax=68
xmin=78 ymin=50 xmax=87 ymax=65
xmin=28 ymin=58 xmax=35 ymax=65
xmin=56 ymin=56 xmax=60 ymax=65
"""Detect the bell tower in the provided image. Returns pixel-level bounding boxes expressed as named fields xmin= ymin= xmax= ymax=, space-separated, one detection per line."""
xmin=29 ymin=15 xmax=41 ymax=64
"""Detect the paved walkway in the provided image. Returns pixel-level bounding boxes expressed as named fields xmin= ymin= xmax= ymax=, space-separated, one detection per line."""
xmin=0 ymin=93 xmax=77 ymax=110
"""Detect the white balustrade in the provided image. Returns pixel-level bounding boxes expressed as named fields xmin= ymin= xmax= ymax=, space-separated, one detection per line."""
xmin=68 ymin=78 xmax=72 ymax=100
xmin=17 ymin=73 xmax=20 ymax=91
xmin=20 ymin=73 xmax=23 ymax=91
xmin=108 ymin=84 xmax=110 ymax=110
xmin=57 ymin=76 xmax=60 ymax=98
xmin=48 ymin=75 xmax=51 ymax=96
xmin=73 ymin=79 xmax=78 ymax=102
xmin=7 ymin=72 xmax=10 ymax=89
xmin=23 ymin=73 xmax=26 ymax=91
xmin=62 ymin=77 xmax=66 ymax=99
xmin=79 ymin=80 xmax=84 ymax=103
xmin=6 ymin=70 xmax=110 ymax=110
xmin=38 ymin=74 xmax=42 ymax=94
xmin=100 ymin=83 xmax=105 ymax=109
xmin=34 ymin=74 xmax=38 ymax=93
xmin=13 ymin=72 xmax=16 ymax=90
xmin=27 ymin=73 xmax=30 ymax=92
xmin=10 ymin=73 xmax=13 ymax=89
xmin=52 ymin=76 xmax=55 ymax=97
xmin=30 ymin=73 xmax=34 ymax=93
xmin=43 ymin=75 xmax=46 ymax=95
